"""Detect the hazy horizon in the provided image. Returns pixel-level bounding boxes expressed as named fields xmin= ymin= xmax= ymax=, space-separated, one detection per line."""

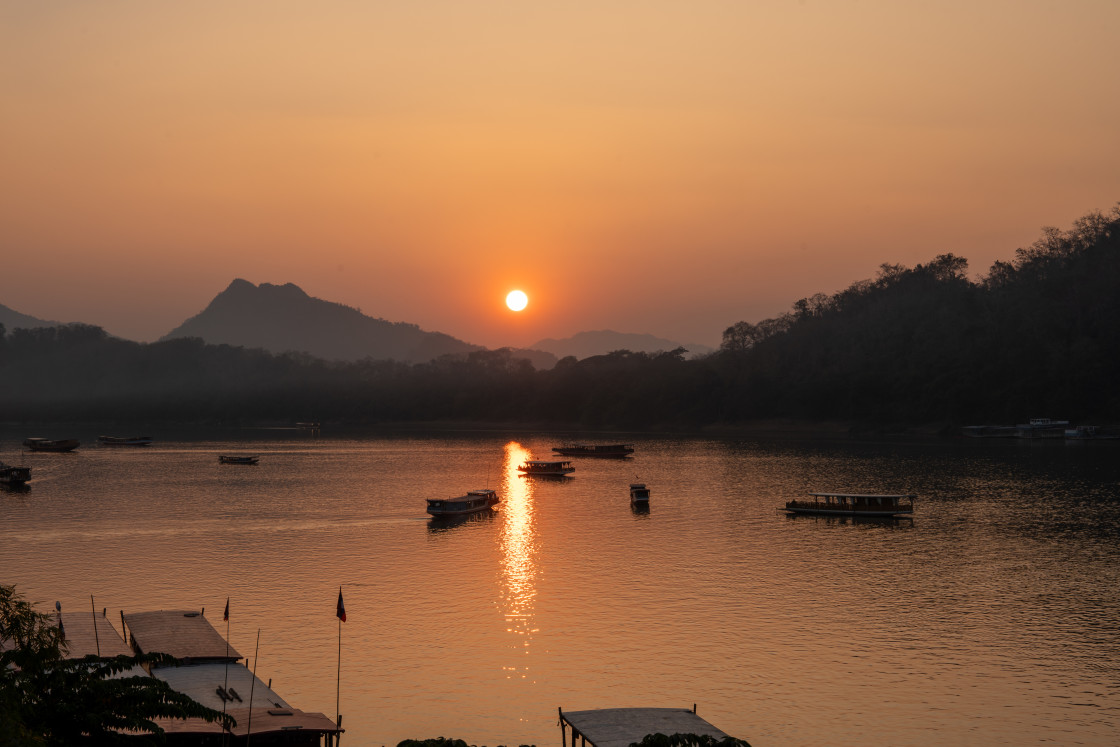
xmin=3 ymin=1 xmax=1118 ymax=348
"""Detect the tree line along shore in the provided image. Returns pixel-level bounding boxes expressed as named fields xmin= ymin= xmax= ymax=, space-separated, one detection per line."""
xmin=2 ymin=207 xmax=1118 ymax=430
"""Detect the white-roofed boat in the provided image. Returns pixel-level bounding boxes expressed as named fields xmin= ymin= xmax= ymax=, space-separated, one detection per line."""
xmin=426 ymin=488 xmax=500 ymax=517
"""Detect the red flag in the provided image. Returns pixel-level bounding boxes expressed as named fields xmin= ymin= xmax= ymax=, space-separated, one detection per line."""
xmin=336 ymin=588 xmax=346 ymax=622
xmin=223 ymin=597 xmax=229 ymax=621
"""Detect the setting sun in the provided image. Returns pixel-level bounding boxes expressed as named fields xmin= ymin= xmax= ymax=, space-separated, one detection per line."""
xmin=506 ymin=290 xmax=528 ymax=312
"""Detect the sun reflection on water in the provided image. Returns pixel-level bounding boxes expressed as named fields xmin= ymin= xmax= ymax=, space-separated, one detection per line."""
xmin=498 ymin=441 xmax=538 ymax=680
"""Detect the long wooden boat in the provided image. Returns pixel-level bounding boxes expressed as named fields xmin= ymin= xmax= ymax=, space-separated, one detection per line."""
xmin=517 ymin=460 xmax=575 ymax=477
xmin=783 ymin=492 xmax=915 ymax=517
xmin=98 ymin=435 xmax=153 ymax=446
xmin=22 ymin=438 xmax=80 ymax=453
xmin=219 ymin=455 xmax=259 ymax=465
xmin=0 ymin=462 xmax=31 ymax=485
xmin=552 ymin=443 xmax=634 ymax=458
xmin=427 ymin=489 xmax=500 ymax=517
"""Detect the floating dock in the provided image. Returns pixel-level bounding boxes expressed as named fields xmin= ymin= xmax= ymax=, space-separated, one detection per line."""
xmin=559 ymin=706 xmax=733 ymax=747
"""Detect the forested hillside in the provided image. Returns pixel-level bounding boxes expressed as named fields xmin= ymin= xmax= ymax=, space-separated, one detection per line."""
xmin=2 ymin=207 xmax=1117 ymax=428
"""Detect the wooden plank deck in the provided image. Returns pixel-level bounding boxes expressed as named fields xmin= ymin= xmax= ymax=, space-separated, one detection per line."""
xmin=559 ymin=708 xmax=731 ymax=747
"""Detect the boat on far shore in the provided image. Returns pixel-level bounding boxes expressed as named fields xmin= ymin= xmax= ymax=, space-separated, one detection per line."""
xmin=552 ymin=443 xmax=634 ymax=458
xmin=517 ymin=460 xmax=575 ymax=477
xmin=219 ymin=455 xmax=259 ymax=465
xmin=427 ymin=489 xmax=500 ymax=517
xmin=98 ymin=435 xmax=153 ymax=446
xmin=22 ymin=438 xmax=80 ymax=453
xmin=784 ymin=492 xmax=915 ymax=518
xmin=0 ymin=462 xmax=31 ymax=485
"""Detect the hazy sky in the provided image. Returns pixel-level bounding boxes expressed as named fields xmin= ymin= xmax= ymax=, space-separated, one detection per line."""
xmin=3 ymin=1 xmax=1118 ymax=348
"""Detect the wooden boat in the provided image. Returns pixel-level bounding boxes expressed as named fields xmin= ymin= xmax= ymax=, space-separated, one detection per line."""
xmin=218 ymin=455 xmax=259 ymax=465
xmin=98 ymin=435 xmax=153 ymax=446
xmin=783 ymin=492 xmax=915 ymax=517
xmin=22 ymin=438 xmax=80 ymax=453
xmin=552 ymin=443 xmax=634 ymax=458
xmin=0 ymin=462 xmax=31 ymax=485
xmin=1016 ymin=418 xmax=1068 ymax=439
xmin=517 ymin=460 xmax=575 ymax=477
xmin=426 ymin=489 xmax=500 ymax=517
xmin=629 ymin=482 xmax=650 ymax=506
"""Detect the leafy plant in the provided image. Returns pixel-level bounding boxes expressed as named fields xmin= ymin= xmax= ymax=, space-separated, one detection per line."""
xmin=0 ymin=584 xmax=234 ymax=745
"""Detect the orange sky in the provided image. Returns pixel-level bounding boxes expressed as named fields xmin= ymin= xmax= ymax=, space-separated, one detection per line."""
xmin=2 ymin=1 xmax=1118 ymax=349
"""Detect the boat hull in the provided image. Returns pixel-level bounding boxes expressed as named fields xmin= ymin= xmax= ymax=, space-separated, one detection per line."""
xmin=219 ymin=456 xmax=259 ymax=465
xmin=783 ymin=507 xmax=912 ymax=517
xmin=23 ymin=438 xmax=80 ymax=452
xmin=0 ymin=466 xmax=32 ymax=485
xmin=553 ymin=444 xmax=634 ymax=458
xmin=98 ymin=436 xmax=153 ymax=446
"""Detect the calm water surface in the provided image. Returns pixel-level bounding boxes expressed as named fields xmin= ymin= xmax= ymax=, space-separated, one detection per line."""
xmin=2 ymin=429 xmax=1119 ymax=746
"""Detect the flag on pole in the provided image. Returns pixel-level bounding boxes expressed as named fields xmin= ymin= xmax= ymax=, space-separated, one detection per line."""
xmin=224 ymin=597 xmax=229 ymax=621
xmin=55 ymin=601 xmax=65 ymax=641
xmin=336 ymin=588 xmax=346 ymax=622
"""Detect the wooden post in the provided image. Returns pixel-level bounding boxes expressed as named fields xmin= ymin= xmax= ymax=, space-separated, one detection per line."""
xmin=90 ymin=595 xmax=100 ymax=657
xmin=558 ymin=708 xmax=565 ymax=747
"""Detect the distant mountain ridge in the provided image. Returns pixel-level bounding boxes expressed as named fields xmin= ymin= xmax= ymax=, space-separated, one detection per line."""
xmin=161 ymin=279 xmax=484 ymax=364
xmin=0 ymin=303 xmax=63 ymax=332
xmin=531 ymin=330 xmax=715 ymax=360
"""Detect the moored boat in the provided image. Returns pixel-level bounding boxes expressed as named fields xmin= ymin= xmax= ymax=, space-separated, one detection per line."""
xmin=98 ymin=435 xmax=153 ymax=446
xmin=517 ymin=460 xmax=575 ymax=477
xmin=22 ymin=438 xmax=80 ymax=453
xmin=0 ymin=462 xmax=31 ymax=485
xmin=219 ymin=455 xmax=259 ymax=465
xmin=552 ymin=443 xmax=634 ymax=458
xmin=629 ymin=482 xmax=650 ymax=506
xmin=784 ymin=492 xmax=915 ymax=517
xmin=427 ymin=488 xmax=500 ymax=517
xmin=1016 ymin=418 xmax=1069 ymax=439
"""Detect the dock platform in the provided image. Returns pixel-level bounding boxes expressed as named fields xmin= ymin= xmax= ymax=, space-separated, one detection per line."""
xmin=559 ymin=707 xmax=733 ymax=747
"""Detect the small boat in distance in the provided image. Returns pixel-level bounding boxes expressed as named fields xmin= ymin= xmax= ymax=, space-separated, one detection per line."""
xmin=629 ymin=482 xmax=650 ymax=506
xmin=22 ymin=438 xmax=80 ymax=453
xmin=427 ymin=489 xmax=500 ymax=517
xmin=784 ymin=492 xmax=915 ymax=518
xmin=553 ymin=443 xmax=634 ymax=458
xmin=98 ymin=435 xmax=153 ymax=446
xmin=219 ymin=455 xmax=260 ymax=465
xmin=0 ymin=462 xmax=31 ymax=485
xmin=517 ymin=460 xmax=575 ymax=477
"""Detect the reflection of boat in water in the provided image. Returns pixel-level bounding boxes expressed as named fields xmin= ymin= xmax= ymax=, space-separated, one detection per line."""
xmin=23 ymin=438 xmax=80 ymax=452
xmin=98 ymin=435 xmax=153 ymax=446
xmin=783 ymin=492 xmax=915 ymax=517
xmin=517 ymin=460 xmax=575 ymax=477
xmin=629 ymin=482 xmax=650 ymax=507
xmin=552 ymin=443 xmax=634 ymax=458
xmin=219 ymin=455 xmax=259 ymax=465
xmin=427 ymin=489 xmax=499 ymax=517
xmin=0 ymin=462 xmax=31 ymax=485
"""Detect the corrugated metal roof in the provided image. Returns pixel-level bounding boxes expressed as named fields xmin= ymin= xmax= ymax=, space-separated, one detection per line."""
xmin=560 ymin=708 xmax=732 ymax=747
xmin=152 ymin=661 xmax=290 ymax=713
xmin=57 ymin=611 xmax=134 ymax=659
xmin=123 ymin=610 xmax=242 ymax=661
xmin=153 ymin=706 xmax=340 ymax=737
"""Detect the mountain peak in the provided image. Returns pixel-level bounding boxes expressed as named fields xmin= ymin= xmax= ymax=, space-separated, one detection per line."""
xmin=162 ymin=279 xmax=480 ymax=363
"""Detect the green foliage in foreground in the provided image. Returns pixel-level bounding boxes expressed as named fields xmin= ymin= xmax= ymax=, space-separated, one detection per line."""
xmin=398 ymin=740 xmax=536 ymax=747
xmin=0 ymin=584 xmax=234 ymax=746
xmin=629 ymin=733 xmax=752 ymax=747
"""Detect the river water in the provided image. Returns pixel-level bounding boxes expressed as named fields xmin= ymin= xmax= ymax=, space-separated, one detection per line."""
xmin=2 ymin=429 xmax=1119 ymax=746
